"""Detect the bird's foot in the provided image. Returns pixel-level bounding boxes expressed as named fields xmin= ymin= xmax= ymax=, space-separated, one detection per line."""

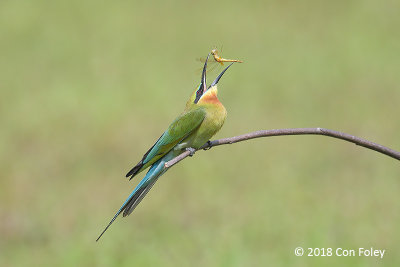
xmin=186 ymin=147 xmax=196 ymax=157
xmin=203 ymin=140 xmax=213 ymax=150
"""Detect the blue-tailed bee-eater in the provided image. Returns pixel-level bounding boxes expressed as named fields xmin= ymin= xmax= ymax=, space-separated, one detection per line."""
xmin=97 ymin=54 xmax=235 ymax=241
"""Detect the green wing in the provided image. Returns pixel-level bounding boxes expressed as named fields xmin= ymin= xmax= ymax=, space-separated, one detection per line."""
xmin=126 ymin=108 xmax=206 ymax=179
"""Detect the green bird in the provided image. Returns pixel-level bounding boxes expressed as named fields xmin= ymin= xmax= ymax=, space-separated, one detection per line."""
xmin=97 ymin=54 xmax=235 ymax=241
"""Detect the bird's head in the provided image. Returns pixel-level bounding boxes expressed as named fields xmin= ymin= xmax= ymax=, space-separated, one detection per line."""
xmin=186 ymin=54 xmax=234 ymax=108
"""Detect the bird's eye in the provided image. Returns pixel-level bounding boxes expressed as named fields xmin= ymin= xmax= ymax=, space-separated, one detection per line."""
xmin=194 ymin=85 xmax=203 ymax=104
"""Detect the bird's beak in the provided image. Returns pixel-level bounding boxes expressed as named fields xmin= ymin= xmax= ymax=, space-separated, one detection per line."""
xmin=209 ymin=62 xmax=235 ymax=88
xmin=199 ymin=54 xmax=210 ymax=93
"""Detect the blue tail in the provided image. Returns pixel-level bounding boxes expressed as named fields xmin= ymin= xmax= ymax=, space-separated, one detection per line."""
xmin=96 ymin=151 xmax=175 ymax=241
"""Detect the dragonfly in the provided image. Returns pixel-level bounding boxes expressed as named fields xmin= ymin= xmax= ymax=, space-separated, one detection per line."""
xmin=197 ymin=48 xmax=243 ymax=74
xmin=210 ymin=48 xmax=243 ymax=64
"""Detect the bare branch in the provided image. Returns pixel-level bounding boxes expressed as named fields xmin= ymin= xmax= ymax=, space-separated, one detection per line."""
xmin=164 ymin=128 xmax=400 ymax=168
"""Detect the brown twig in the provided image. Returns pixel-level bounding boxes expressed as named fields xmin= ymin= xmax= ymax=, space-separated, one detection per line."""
xmin=164 ymin=128 xmax=400 ymax=168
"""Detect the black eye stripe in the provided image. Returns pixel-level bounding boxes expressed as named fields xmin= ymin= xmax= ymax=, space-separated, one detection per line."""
xmin=194 ymin=85 xmax=203 ymax=104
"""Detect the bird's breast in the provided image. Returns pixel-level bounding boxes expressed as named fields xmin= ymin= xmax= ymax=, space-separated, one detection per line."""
xmin=187 ymin=103 xmax=227 ymax=149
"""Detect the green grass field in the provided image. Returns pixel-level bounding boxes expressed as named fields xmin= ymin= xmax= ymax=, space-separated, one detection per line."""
xmin=1 ymin=0 xmax=399 ymax=266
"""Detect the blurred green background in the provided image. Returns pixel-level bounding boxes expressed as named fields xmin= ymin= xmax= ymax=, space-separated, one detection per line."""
xmin=1 ymin=0 xmax=399 ymax=266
